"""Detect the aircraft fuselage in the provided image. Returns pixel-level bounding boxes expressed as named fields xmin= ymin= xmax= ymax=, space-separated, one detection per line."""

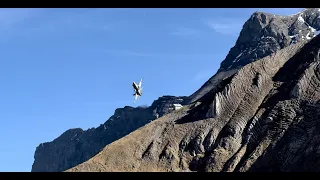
xmin=132 ymin=82 xmax=142 ymax=96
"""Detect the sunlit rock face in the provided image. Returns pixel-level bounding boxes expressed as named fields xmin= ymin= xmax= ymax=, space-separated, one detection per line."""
xmin=68 ymin=34 xmax=320 ymax=172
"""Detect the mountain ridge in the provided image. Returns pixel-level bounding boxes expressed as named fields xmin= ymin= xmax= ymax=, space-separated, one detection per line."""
xmin=32 ymin=8 xmax=320 ymax=172
xmin=31 ymin=95 xmax=189 ymax=172
xmin=68 ymin=34 xmax=320 ymax=172
xmin=189 ymin=8 xmax=320 ymax=103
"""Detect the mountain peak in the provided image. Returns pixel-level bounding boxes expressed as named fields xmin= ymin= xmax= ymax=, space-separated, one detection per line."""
xmin=220 ymin=8 xmax=320 ymax=72
xmin=188 ymin=9 xmax=320 ymax=104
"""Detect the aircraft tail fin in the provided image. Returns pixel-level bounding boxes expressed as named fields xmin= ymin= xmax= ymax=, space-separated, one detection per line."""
xmin=133 ymin=94 xmax=138 ymax=103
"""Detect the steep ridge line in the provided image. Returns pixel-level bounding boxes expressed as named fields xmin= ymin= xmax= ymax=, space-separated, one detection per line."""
xmin=67 ymin=35 xmax=318 ymax=172
xmin=32 ymin=8 xmax=320 ymax=172
xmin=31 ymin=96 xmax=189 ymax=172
xmin=189 ymin=8 xmax=320 ymax=104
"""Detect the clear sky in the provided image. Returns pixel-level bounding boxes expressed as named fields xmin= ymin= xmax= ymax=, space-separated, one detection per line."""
xmin=0 ymin=8 xmax=303 ymax=172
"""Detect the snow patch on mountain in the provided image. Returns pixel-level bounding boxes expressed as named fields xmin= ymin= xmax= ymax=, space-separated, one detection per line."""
xmin=309 ymin=26 xmax=316 ymax=32
xmin=298 ymin=15 xmax=305 ymax=23
xmin=306 ymin=32 xmax=312 ymax=39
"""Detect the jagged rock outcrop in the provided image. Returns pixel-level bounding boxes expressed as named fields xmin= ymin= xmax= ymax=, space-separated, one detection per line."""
xmin=31 ymin=96 xmax=189 ymax=172
xmin=67 ymin=34 xmax=320 ymax=172
xmin=189 ymin=8 xmax=320 ymax=103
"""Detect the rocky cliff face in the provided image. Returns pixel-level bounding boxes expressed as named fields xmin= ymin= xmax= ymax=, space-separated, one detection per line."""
xmin=220 ymin=9 xmax=320 ymax=72
xmin=31 ymin=96 xmax=189 ymax=172
xmin=189 ymin=8 xmax=320 ymax=103
xmin=32 ymin=8 xmax=320 ymax=172
xmin=68 ymin=34 xmax=320 ymax=172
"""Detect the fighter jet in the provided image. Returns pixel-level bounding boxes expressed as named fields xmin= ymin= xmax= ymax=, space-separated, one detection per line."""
xmin=132 ymin=79 xmax=143 ymax=103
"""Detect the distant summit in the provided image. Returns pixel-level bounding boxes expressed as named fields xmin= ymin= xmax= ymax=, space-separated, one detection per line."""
xmin=220 ymin=8 xmax=320 ymax=72
xmin=189 ymin=8 xmax=320 ymax=103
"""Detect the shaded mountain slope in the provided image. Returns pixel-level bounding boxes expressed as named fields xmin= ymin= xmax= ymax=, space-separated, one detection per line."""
xmin=68 ymin=34 xmax=320 ymax=172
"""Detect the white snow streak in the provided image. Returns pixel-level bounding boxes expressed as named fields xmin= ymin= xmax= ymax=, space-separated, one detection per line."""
xmin=306 ymin=32 xmax=311 ymax=39
xmin=290 ymin=34 xmax=298 ymax=38
xmin=235 ymin=52 xmax=243 ymax=59
xmin=309 ymin=26 xmax=316 ymax=32
xmin=298 ymin=15 xmax=305 ymax=23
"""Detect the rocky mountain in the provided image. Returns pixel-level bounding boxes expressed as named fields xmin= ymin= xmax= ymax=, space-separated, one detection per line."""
xmin=31 ymin=96 xmax=189 ymax=172
xmin=32 ymin=8 xmax=320 ymax=172
xmin=68 ymin=33 xmax=320 ymax=172
xmin=221 ymin=8 xmax=320 ymax=72
xmin=189 ymin=8 xmax=320 ymax=103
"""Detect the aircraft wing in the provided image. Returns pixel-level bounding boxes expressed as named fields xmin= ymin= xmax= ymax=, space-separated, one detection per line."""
xmin=133 ymin=82 xmax=138 ymax=89
xmin=138 ymin=79 xmax=142 ymax=88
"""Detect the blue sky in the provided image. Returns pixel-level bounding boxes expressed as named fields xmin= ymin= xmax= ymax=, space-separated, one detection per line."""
xmin=0 ymin=8 xmax=303 ymax=172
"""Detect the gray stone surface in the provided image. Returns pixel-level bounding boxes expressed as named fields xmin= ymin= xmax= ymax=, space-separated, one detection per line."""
xmin=31 ymin=96 xmax=189 ymax=172
xmin=33 ymin=8 xmax=320 ymax=172
xmin=189 ymin=8 xmax=320 ymax=103
xmin=68 ymin=34 xmax=320 ymax=172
